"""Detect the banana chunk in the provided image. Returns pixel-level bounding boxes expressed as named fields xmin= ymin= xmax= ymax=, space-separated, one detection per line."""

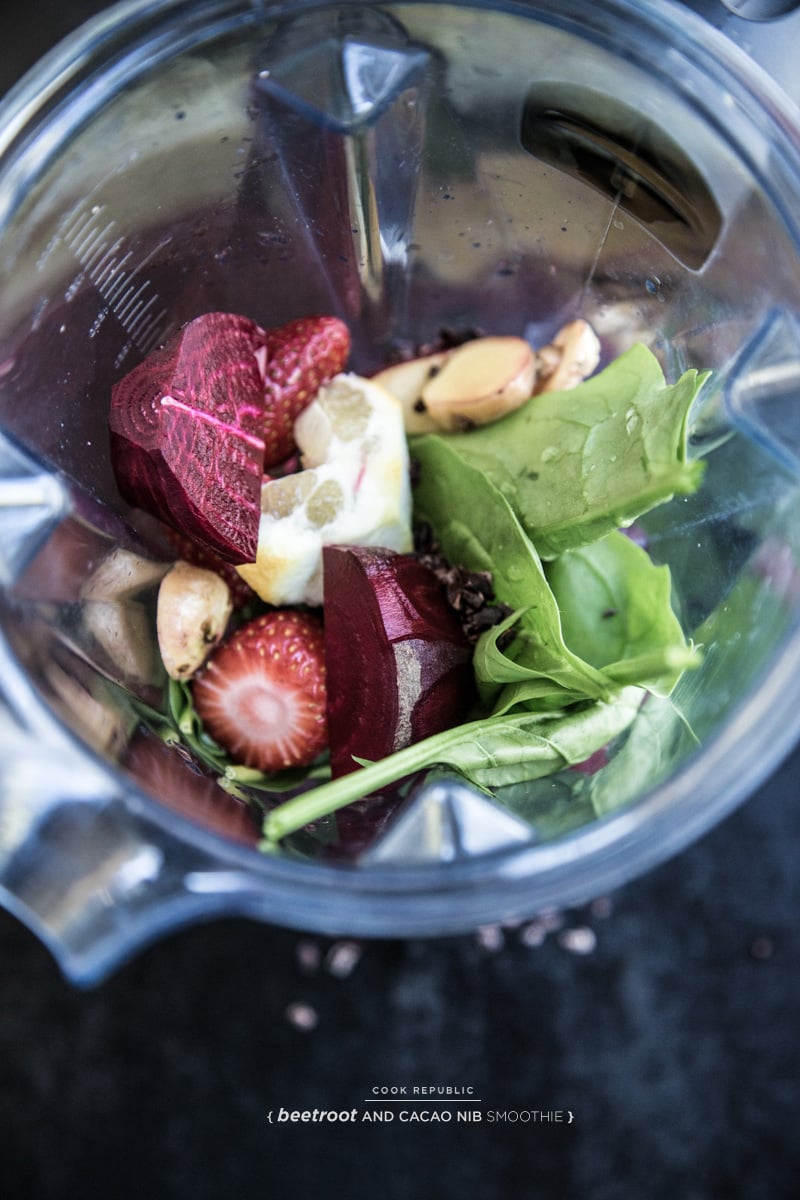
xmin=236 ymin=373 xmax=413 ymax=605
xmin=374 ymin=337 xmax=537 ymax=433
xmin=157 ymin=560 xmax=233 ymax=681
xmin=535 ymin=320 xmax=601 ymax=393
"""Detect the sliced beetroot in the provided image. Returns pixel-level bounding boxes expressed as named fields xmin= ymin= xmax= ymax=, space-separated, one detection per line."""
xmin=322 ymin=544 xmax=476 ymax=778
xmin=571 ymin=745 xmax=609 ymax=775
xmin=109 ymin=312 xmax=268 ymax=564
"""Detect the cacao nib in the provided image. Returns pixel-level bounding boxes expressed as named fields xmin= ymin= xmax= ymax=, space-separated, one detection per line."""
xmin=385 ymin=326 xmax=485 ymax=366
xmin=413 ymin=521 xmax=514 ymax=645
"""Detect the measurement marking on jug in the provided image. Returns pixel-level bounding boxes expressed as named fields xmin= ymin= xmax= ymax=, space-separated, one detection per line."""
xmin=74 ymin=223 xmax=107 ymax=261
xmin=128 ymin=295 xmax=160 ymax=344
xmin=104 ymin=255 xmax=135 ymax=305
xmin=53 ymin=193 xmax=171 ymax=358
xmin=117 ymin=282 xmax=151 ymax=325
xmin=112 ymin=284 xmax=135 ymax=316
xmin=64 ymin=208 xmax=94 ymax=248
xmin=91 ymin=239 xmax=126 ymax=288
xmin=83 ymin=223 xmax=117 ymax=273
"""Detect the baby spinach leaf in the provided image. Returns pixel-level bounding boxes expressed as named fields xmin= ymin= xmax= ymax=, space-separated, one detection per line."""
xmin=545 ymin=530 xmax=701 ymax=696
xmin=451 ymin=687 xmax=646 ymax=790
xmin=471 ymin=610 xmax=589 ymax=712
xmin=415 ymin=342 xmax=708 ymax=558
xmin=411 ymin=434 xmax=612 ymax=703
xmin=585 ymin=693 xmax=700 ymax=818
xmin=414 ymin=439 xmax=698 ymax=714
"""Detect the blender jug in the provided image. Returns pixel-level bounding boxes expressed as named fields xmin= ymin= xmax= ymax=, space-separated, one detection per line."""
xmin=3 ymin=0 xmax=800 ymax=984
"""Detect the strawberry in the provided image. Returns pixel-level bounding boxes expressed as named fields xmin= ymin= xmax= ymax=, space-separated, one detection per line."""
xmin=192 ymin=609 xmax=327 ymax=772
xmin=261 ymin=316 xmax=350 ymax=466
xmin=162 ymin=527 xmax=259 ymax=609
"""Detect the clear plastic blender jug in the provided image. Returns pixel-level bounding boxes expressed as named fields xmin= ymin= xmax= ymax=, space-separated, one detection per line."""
xmin=2 ymin=0 xmax=800 ymax=983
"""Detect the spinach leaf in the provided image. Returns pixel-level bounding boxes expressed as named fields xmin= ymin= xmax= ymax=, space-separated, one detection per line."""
xmin=415 ymin=343 xmax=708 ymax=558
xmin=585 ymin=693 xmax=699 ymax=818
xmin=411 ymin=434 xmax=612 ymax=704
xmin=471 ymin=609 xmax=590 ymax=712
xmin=453 ymin=687 xmax=646 ymax=790
xmin=260 ymin=687 xmax=646 ymax=848
xmin=545 ymin=530 xmax=700 ymax=696
xmin=413 ymin=438 xmax=698 ymax=713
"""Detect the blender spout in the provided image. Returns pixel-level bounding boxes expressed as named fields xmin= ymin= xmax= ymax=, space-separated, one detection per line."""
xmin=0 ymin=728 xmax=256 ymax=987
xmin=726 ymin=308 xmax=800 ymax=474
xmin=0 ymin=433 xmax=70 ymax=587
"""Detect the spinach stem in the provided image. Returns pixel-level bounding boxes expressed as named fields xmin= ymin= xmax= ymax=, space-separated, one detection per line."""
xmin=261 ymin=722 xmax=477 ymax=845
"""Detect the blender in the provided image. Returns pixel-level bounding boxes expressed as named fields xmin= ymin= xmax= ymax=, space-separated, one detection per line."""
xmin=2 ymin=0 xmax=800 ymax=983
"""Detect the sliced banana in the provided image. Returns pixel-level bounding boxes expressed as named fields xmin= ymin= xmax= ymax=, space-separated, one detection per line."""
xmin=236 ymin=373 xmax=412 ymax=606
xmin=80 ymin=547 xmax=170 ymax=601
xmin=82 ymin=599 xmax=163 ymax=688
xmin=375 ymin=337 xmax=537 ymax=432
xmin=156 ymin=560 xmax=233 ymax=680
xmin=535 ymin=319 xmax=601 ymax=393
xmin=421 ymin=336 xmax=536 ymax=430
xmin=371 ymin=351 xmax=450 ymax=433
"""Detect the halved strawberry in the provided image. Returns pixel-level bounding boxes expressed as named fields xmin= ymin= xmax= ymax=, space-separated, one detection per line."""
xmin=192 ymin=609 xmax=327 ymax=772
xmin=262 ymin=316 xmax=350 ymax=466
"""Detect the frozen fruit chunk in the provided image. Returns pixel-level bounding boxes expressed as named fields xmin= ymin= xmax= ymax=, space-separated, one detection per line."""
xmin=535 ymin=319 xmax=601 ymax=393
xmin=236 ymin=373 xmax=412 ymax=606
xmin=156 ymin=560 xmax=233 ymax=681
xmin=421 ymin=336 xmax=536 ymax=430
xmin=374 ymin=337 xmax=536 ymax=432
xmin=371 ymin=351 xmax=450 ymax=433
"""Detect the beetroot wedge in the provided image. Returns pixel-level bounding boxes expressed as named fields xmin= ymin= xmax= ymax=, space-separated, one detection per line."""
xmin=323 ymin=544 xmax=476 ymax=778
xmin=109 ymin=312 xmax=268 ymax=563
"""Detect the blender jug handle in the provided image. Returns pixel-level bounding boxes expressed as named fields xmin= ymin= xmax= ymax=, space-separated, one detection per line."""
xmin=0 ymin=706 xmax=253 ymax=986
xmin=0 ymin=430 xmax=272 ymax=985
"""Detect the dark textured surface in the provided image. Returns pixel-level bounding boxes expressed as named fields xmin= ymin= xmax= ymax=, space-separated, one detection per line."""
xmin=1 ymin=745 xmax=799 ymax=1199
xmin=2 ymin=3 xmax=800 ymax=1197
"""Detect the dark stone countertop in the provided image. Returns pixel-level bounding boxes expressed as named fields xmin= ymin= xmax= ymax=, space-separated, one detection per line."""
xmin=1 ymin=3 xmax=799 ymax=1197
xmin=1 ymin=744 xmax=798 ymax=1199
